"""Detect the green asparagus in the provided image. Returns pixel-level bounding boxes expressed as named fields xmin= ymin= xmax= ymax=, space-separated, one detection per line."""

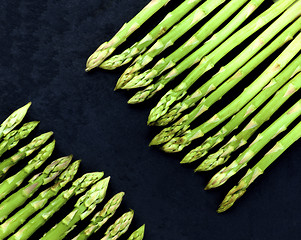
xmin=41 ymin=177 xmax=110 ymax=240
xmin=128 ymin=225 xmax=145 ymax=240
xmin=218 ymin=121 xmax=301 ymax=213
xmin=86 ymin=0 xmax=171 ymax=71
xmin=0 ymin=160 xmax=80 ymax=238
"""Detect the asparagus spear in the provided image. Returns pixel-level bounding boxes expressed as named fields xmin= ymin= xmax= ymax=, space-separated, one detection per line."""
xmin=122 ymin=0 xmax=251 ymax=89
xmin=0 ymin=102 xmax=31 ymax=140
xmin=187 ymin=66 xmax=301 ymax=166
xmin=85 ymin=0 xmax=171 ymax=71
xmin=0 ymin=121 xmax=39 ymax=157
xmin=0 ymin=140 xmax=55 ymax=201
xmin=205 ymin=100 xmax=301 ymax=190
xmin=0 ymin=155 xmax=72 ymax=223
xmin=194 ymin=72 xmax=301 ymax=169
xmin=100 ymin=0 xmax=202 ymax=70
xmin=161 ymin=32 xmax=301 ymax=153
xmin=0 ymin=160 xmax=80 ymax=239
xmin=147 ymin=0 xmax=299 ymax=124
xmin=116 ymin=0 xmax=226 ymax=89
xmin=9 ymin=172 xmax=104 ymax=240
xmin=73 ymin=192 xmax=125 ymax=240
xmin=155 ymin=16 xmax=301 ymax=126
xmin=218 ymin=121 xmax=301 ymax=213
xmin=41 ymin=177 xmax=110 ymax=240
xmin=127 ymin=225 xmax=145 ymax=240
xmin=100 ymin=210 xmax=134 ymax=240
xmin=128 ymin=0 xmax=265 ymax=104
xmin=0 ymin=131 xmax=53 ymax=178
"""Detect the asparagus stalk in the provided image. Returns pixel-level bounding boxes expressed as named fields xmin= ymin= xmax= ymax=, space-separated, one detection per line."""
xmin=0 ymin=102 xmax=31 ymax=140
xmin=0 ymin=155 xmax=72 ymax=223
xmin=0 ymin=121 xmax=39 ymax=157
xmin=0 ymin=160 xmax=80 ymax=239
xmin=41 ymin=177 xmax=110 ymax=240
xmin=186 ymin=65 xmax=301 ymax=166
xmin=147 ymin=0 xmax=298 ymax=124
xmin=218 ymin=121 xmax=301 ymax=213
xmin=9 ymin=172 xmax=104 ymax=240
xmin=73 ymin=192 xmax=125 ymax=240
xmin=100 ymin=210 xmax=134 ymax=240
xmin=116 ymin=0 xmax=226 ymax=89
xmin=0 ymin=141 xmax=55 ymax=201
xmin=85 ymin=0 xmax=171 ymax=71
xmin=100 ymin=0 xmax=202 ymax=70
xmin=156 ymin=16 xmax=301 ymax=126
xmin=123 ymin=0 xmax=251 ymax=90
xmin=127 ymin=225 xmax=145 ymax=240
xmin=205 ymin=100 xmax=301 ymax=190
xmin=161 ymin=32 xmax=301 ymax=153
xmin=128 ymin=0 xmax=265 ymax=104
xmin=0 ymin=131 xmax=53 ymax=178
xmin=194 ymin=72 xmax=301 ymax=169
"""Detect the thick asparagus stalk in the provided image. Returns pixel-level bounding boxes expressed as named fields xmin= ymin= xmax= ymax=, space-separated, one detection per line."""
xmin=186 ymin=66 xmax=301 ymax=166
xmin=41 ymin=177 xmax=110 ymax=240
xmin=156 ymin=16 xmax=301 ymax=126
xmin=123 ymin=0 xmax=251 ymax=90
xmin=85 ymin=0 xmax=171 ymax=71
xmin=205 ymin=100 xmax=301 ymax=190
xmin=0 ymin=155 xmax=72 ymax=223
xmin=116 ymin=0 xmax=226 ymax=89
xmin=73 ymin=192 xmax=125 ymax=240
xmin=161 ymin=32 xmax=301 ymax=153
xmin=0 ymin=131 xmax=53 ymax=178
xmin=0 ymin=102 xmax=31 ymax=140
xmin=0 ymin=121 xmax=39 ymax=157
xmin=0 ymin=160 xmax=80 ymax=239
xmin=194 ymin=72 xmax=301 ymax=169
xmin=147 ymin=0 xmax=299 ymax=124
xmin=100 ymin=0 xmax=202 ymax=70
xmin=218 ymin=121 xmax=301 ymax=213
xmin=128 ymin=225 xmax=145 ymax=240
xmin=9 ymin=172 xmax=104 ymax=240
xmin=0 ymin=140 xmax=55 ymax=201
xmin=100 ymin=210 xmax=134 ymax=240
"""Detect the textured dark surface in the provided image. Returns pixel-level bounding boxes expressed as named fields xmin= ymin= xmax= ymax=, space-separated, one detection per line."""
xmin=0 ymin=0 xmax=300 ymax=239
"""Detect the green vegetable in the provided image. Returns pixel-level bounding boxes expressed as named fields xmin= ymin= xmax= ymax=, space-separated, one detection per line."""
xmin=127 ymin=225 xmax=145 ymax=240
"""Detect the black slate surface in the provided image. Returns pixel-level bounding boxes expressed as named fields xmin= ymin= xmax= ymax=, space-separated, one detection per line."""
xmin=0 ymin=0 xmax=300 ymax=239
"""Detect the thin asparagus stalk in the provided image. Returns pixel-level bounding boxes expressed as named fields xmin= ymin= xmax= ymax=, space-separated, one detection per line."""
xmin=156 ymin=16 xmax=301 ymax=126
xmin=0 ymin=121 xmax=39 ymax=157
xmin=147 ymin=0 xmax=299 ymax=124
xmin=205 ymin=100 xmax=301 ymax=190
xmin=100 ymin=0 xmax=202 ymax=70
xmin=73 ymin=192 xmax=125 ymax=240
xmin=218 ymin=121 xmax=301 ymax=213
xmin=161 ymin=32 xmax=301 ymax=153
xmin=9 ymin=172 xmax=104 ymax=240
xmin=0 ymin=155 xmax=72 ymax=223
xmin=123 ymin=0 xmax=251 ymax=90
xmin=100 ymin=210 xmax=134 ymax=240
xmin=85 ymin=0 xmax=171 ymax=71
xmin=0 ymin=131 xmax=53 ymax=178
xmin=116 ymin=0 xmax=226 ymax=89
xmin=41 ymin=177 xmax=110 ymax=240
xmin=194 ymin=72 xmax=301 ymax=169
xmin=0 ymin=160 xmax=80 ymax=239
xmin=128 ymin=0 xmax=265 ymax=104
xmin=127 ymin=225 xmax=145 ymax=240
xmin=0 ymin=140 xmax=55 ymax=201
xmin=186 ymin=65 xmax=301 ymax=166
xmin=0 ymin=102 xmax=31 ymax=140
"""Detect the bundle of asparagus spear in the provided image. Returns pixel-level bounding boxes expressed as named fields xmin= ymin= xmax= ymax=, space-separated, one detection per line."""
xmin=0 ymin=103 xmax=145 ymax=240
xmin=86 ymin=0 xmax=301 ymax=212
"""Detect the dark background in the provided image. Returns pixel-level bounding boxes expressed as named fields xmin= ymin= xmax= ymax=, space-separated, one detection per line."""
xmin=0 ymin=0 xmax=300 ymax=239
